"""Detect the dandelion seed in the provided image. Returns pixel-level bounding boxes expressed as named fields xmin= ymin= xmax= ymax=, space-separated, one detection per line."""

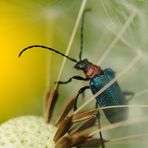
xmin=0 ymin=116 xmax=56 ymax=148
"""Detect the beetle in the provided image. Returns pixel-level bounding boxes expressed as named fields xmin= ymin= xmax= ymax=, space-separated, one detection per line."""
xmin=19 ymin=9 xmax=134 ymax=148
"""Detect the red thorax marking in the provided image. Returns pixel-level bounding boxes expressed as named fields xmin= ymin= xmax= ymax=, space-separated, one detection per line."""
xmin=85 ymin=64 xmax=102 ymax=79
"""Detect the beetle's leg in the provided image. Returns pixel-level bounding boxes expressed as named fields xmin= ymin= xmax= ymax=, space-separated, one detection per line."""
xmin=96 ymin=103 xmax=105 ymax=148
xmin=55 ymin=75 xmax=89 ymax=85
xmin=74 ymin=86 xmax=90 ymax=110
xmin=123 ymin=91 xmax=135 ymax=101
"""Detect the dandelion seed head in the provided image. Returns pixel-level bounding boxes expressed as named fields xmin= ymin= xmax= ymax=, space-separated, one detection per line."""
xmin=0 ymin=116 xmax=56 ymax=148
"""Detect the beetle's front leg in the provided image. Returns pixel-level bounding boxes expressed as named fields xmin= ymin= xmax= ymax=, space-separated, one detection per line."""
xmin=74 ymin=85 xmax=90 ymax=110
xmin=55 ymin=75 xmax=89 ymax=85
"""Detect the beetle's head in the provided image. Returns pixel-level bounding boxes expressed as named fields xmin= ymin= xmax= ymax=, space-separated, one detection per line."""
xmin=74 ymin=59 xmax=90 ymax=71
xmin=74 ymin=59 xmax=102 ymax=79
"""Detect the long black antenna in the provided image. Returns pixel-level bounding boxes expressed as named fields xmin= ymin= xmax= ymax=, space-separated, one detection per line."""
xmin=19 ymin=45 xmax=78 ymax=63
xmin=79 ymin=8 xmax=91 ymax=61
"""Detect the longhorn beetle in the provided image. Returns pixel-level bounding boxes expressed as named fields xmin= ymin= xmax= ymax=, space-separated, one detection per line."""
xmin=19 ymin=9 xmax=134 ymax=148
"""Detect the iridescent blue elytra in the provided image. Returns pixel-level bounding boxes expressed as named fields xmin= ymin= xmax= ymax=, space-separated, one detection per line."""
xmin=90 ymin=68 xmax=128 ymax=123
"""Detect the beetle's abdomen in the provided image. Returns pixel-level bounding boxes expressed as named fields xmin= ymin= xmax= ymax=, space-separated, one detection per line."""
xmin=90 ymin=68 xmax=128 ymax=123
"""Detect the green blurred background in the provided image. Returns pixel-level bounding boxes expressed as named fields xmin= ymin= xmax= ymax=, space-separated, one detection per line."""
xmin=0 ymin=0 xmax=148 ymax=147
xmin=0 ymin=0 xmax=80 ymax=122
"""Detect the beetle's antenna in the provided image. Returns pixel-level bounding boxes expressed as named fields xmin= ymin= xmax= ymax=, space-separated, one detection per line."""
xmin=79 ymin=8 xmax=91 ymax=61
xmin=19 ymin=45 xmax=78 ymax=63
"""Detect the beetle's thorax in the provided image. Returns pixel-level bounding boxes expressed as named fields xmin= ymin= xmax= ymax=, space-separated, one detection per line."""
xmin=74 ymin=59 xmax=102 ymax=79
xmin=85 ymin=64 xmax=102 ymax=79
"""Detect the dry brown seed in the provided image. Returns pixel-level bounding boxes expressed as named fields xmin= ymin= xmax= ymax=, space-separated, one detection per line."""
xmin=55 ymin=135 xmax=71 ymax=148
xmin=77 ymin=138 xmax=102 ymax=147
xmin=71 ymin=109 xmax=98 ymax=122
xmin=55 ymin=97 xmax=76 ymax=127
xmin=54 ymin=116 xmax=72 ymax=142
xmin=55 ymin=134 xmax=90 ymax=148
xmin=44 ymin=86 xmax=59 ymax=123
xmin=70 ymin=118 xmax=96 ymax=135
xmin=77 ymin=138 xmax=109 ymax=147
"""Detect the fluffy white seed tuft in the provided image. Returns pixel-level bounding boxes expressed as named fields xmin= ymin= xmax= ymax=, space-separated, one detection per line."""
xmin=0 ymin=116 xmax=56 ymax=148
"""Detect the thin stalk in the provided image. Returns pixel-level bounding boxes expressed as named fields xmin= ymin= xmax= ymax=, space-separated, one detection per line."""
xmin=45 ymin=14 xmax=53 ymax=89
xmin=101 ymin=105 xmax=148 ymax=110
xmin=104 ymin=19 xmax=139 ymax=54
xmin=109 ymin=133 xmax=148 ymax=144
xmin=97 ymin=8 xmax=138 ymax=65
xmin=135 ymin=88 xmax=148 ymax=97
xmin=75 ymin=116 xmax=148 ymax=140
xmin=89 ymin=117 xmax=148 ymax=136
